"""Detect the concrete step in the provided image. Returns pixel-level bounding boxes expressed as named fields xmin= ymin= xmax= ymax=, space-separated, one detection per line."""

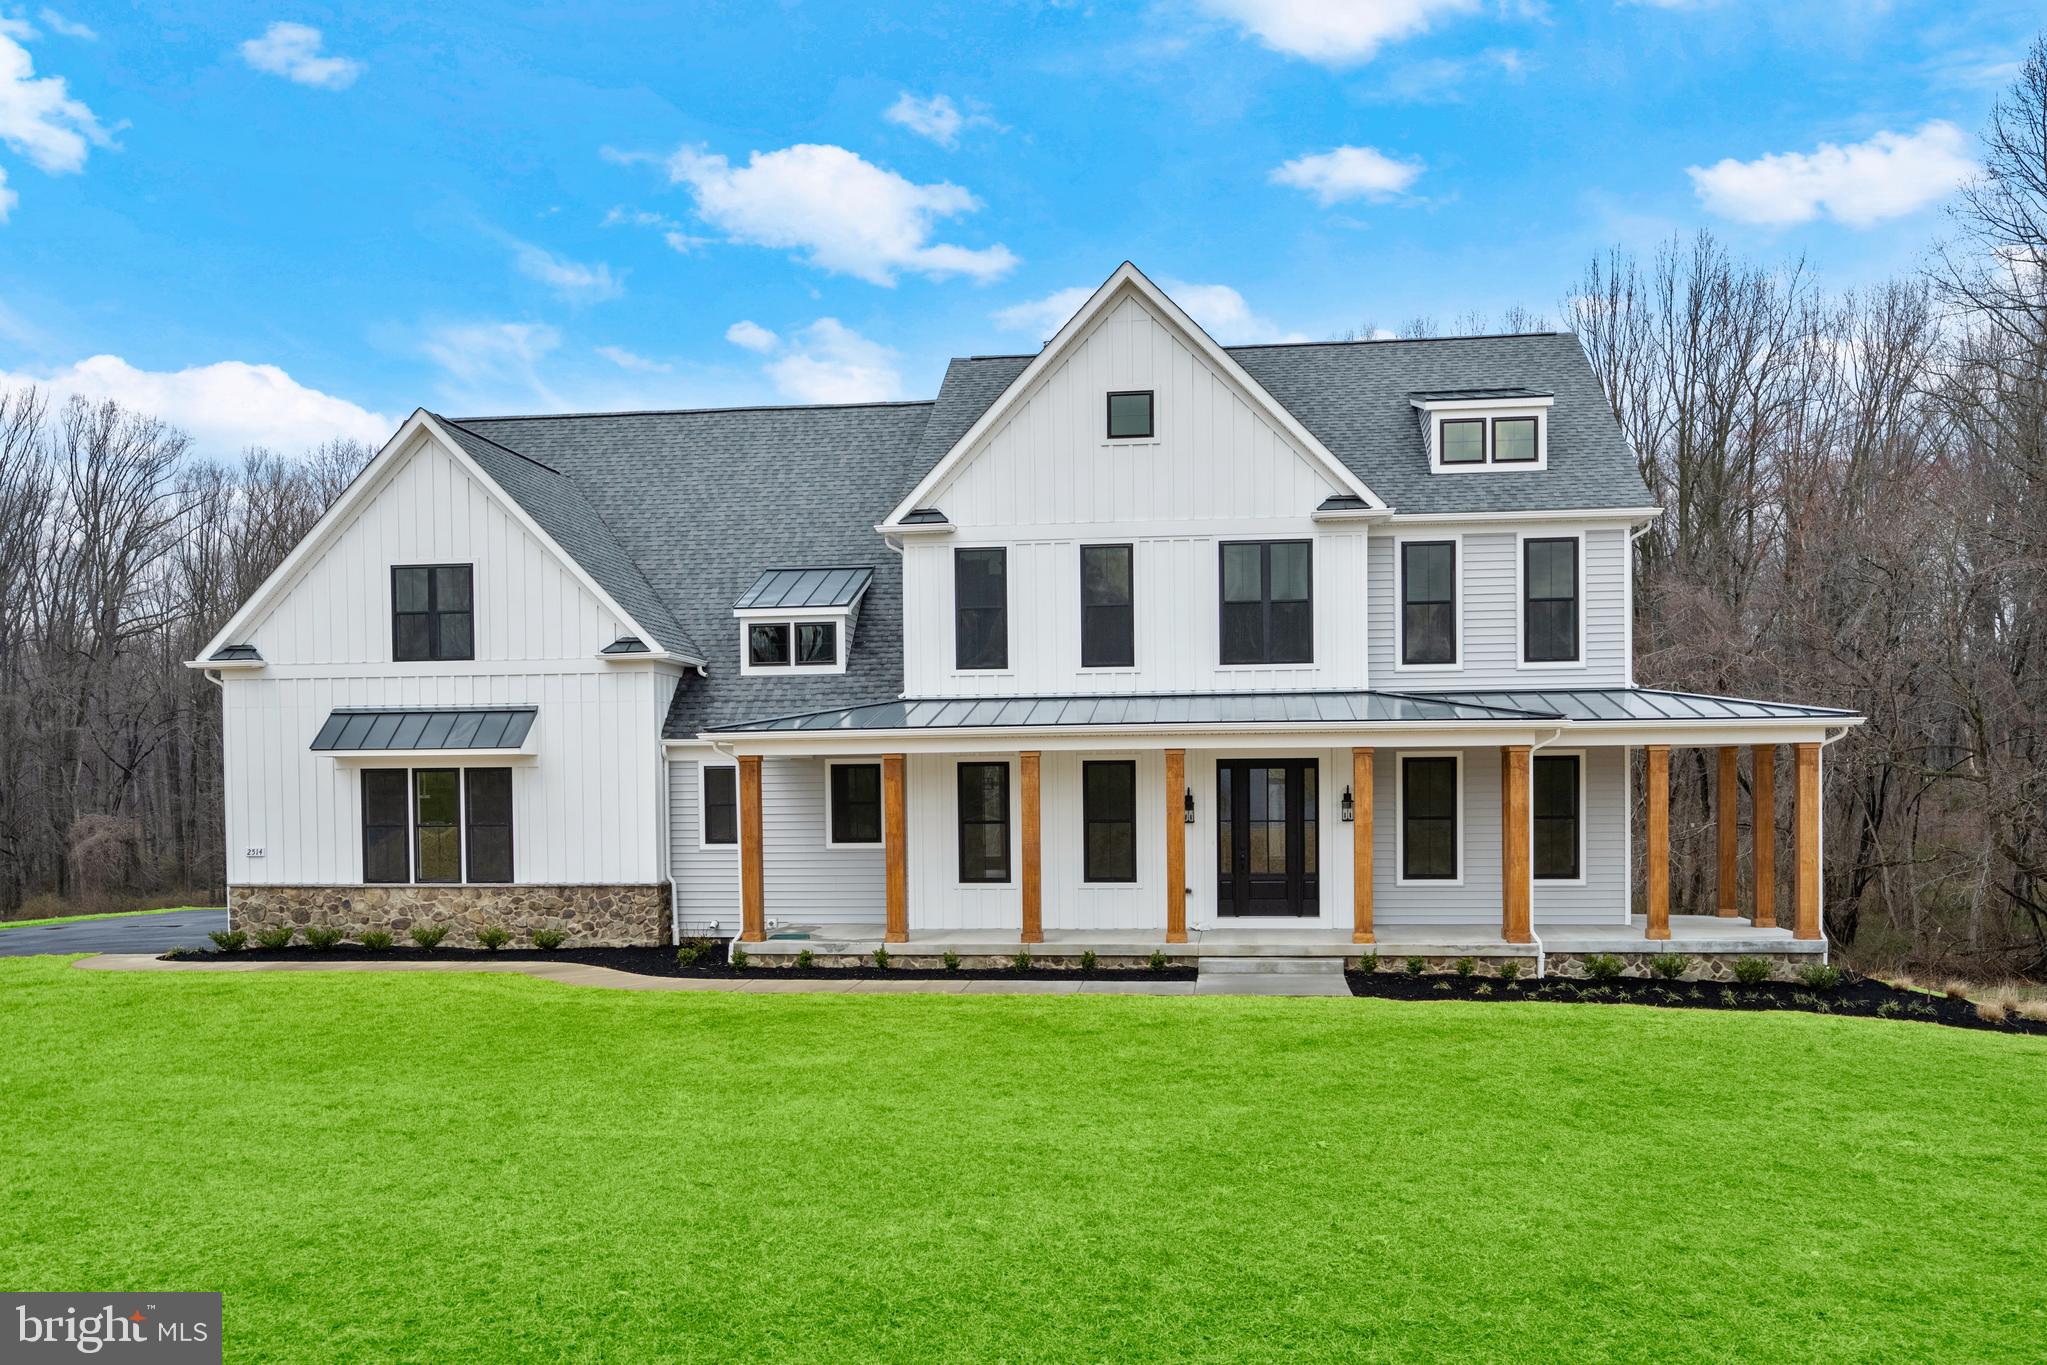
xmin=1197 ymin=955 xmax=1345 ymax=976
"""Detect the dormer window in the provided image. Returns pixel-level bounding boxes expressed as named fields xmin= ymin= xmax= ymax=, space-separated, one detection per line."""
xmin=1106 ymin=390 xmax=1154 ymax=440
xmin=1411 ymin=390 xmax=1553 ymax=473
xmin=742 ymin=619 xmax=843 ymax=673
xmin=732 ymin=565 xmax=872 ymax=677
xmin=1440 ymin=419 xmax=1485 ymax=465
xmin=1494 ymin=416 xmax=1538 ymax=463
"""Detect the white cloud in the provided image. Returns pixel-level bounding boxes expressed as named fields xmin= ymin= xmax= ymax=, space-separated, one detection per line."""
xmin=507 ymin=238 xmax=623 ymax=303
xmin=1364 ymin=48 xmax=1528 ymax=104
xmin=0 ymin=18 xmax=115 ymax=185
xmin=661 ymin=142 xmax=1017 ymax=285
xmin=724 ymin=320 xmax=780 ymax=353
xmin=422 ymin=321 xmax=562 ymax=409
xmin=1687 ymin=120 xmax=1977 ymax=227
xmin=595 ymin=345 xmax=670 ymax=374
xmin=0 ymin=354 xmax=391 ymax=454
xmin=0 ymin=166 xmax=14 ymax=222
xmin=763 ymin=319 xmax=903 ymax=404
xmin=994 ymin=280 xmax=1303 ymax=345
xmin=238 ymin=23 xmax=362 ymax=90
xmin=884 ymin=92 xmax=964 ymax=147
xmin=601 ymin=205 xmax=706 ymax=253
xmin=1269 ymin=145 xmax=1423 ymax=205
xmin=1198 ymin=0 xmax=1480 ymax=65
xmin=37 ymin=10 xmax=96 ymax=40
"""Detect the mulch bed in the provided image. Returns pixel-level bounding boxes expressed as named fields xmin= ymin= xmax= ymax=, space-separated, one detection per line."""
xmin=1346 ymin=969 xmax=2047 ymax=1035
xmin=193 ymin=944 xmax=1200 ymax=982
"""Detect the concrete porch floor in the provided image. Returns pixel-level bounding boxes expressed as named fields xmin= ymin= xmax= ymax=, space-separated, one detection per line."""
xmin=739 ymin=914 xmax=1824 ymax=961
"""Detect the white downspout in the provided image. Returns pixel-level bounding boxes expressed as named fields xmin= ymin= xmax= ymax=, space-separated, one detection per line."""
xmin=1525 ymin=726 xmax=1565 ymax=978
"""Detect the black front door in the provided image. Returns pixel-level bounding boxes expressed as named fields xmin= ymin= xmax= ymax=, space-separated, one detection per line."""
xmin=1216 ymin=759 xmax=1319 ymax=917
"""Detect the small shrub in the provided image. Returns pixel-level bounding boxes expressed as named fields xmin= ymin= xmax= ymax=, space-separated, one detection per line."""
xmin=255 ymin=924 xmax=295 ymax=950
xmin=304 ymin=924 xmax=343 ymax=951
xmin=1874 ymin=1000 xmax=1901 ymax=1019
xmin=1079 ymin=949 xmax=1098 ymax=973
xmin=1012 ymin=949 xmax=1032 ymax=972
xmin=1975 ymin=997 xmax=2007 ymax=1024
xmin=1405 ymin=956 xmax=1428 ymax=976
xmin=2014 ymin=999 xmax=2047 ymax=1024
xmin=1495 ymin=960 xmax=1521 ymax=983
xmin=359 ymin=929 xmax=394 ymax=952
xmin=1649 ymin=954 xmax=1690 ymax=980
xmin=477 ymin=925 xmax=511 ymax=952
xmin=208 ymin=929 xmax=247 ymax=953
xmin=796 ymin=949 xmax=815 ymax=969
xmin=1361 ymin=954 xmax=1378 ymax=973
xmin=1473 ymin=982 xmax=1493 ymax=996
xmin=1432 ymin=981 xmax=1452 ymax=992
xmin=163 ymin=946 xmax=196 ymax=960
xmin=1732 ymin=956 xmax=1772 ymax=985
xmin=729 ymin=945 xmax=750 ymax=970
xmin=1453 ymin=956 xmax=1476 ymax=978
xmin=872 ymin=946 xmax=891 ymax=969
xmin=1796 ymin=963 xmax=1842 ymax=990
xmin=675 ymin=941 xmax=704 ymax=968
xmin=1147 ymin=949 xmax=1168 ymax=973
xmin=942 ymin=950 xmax=961 ymax=972
xmin=409 ymin=923 xmax=448 ymax=951
xmin=529 ymin=927 xmax=564 ymax=950
xmin=1581 ymin=953 xmax=1624 ymax=981
xmin=1942 ymin=979 xmax=1972 ymax=1000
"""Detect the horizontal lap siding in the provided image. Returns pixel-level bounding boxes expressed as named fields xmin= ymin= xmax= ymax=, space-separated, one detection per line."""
xmin=669 ymin=758 xmax=739 ymax=928
xmin=1532 ymin=747 xmax=1629 ymax=925
xmin=762 ymin=759 xmax=886 ymax=922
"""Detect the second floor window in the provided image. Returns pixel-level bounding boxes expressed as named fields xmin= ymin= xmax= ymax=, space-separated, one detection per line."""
xmin=1523 ymin=537 xmax=1580 ymax=663
xmin=1220 ymin=540 xmax=1312 ymax=665
xmin=1400 ymin=541 xmax=1457 ymax=667
xmin=1080 ymin=544 xmax=1134 ymax=668
xmin=745 ymin=620 xmax=839 ymax=669
xmin=955 ymin=547 xmax=1008 ymax=670
xmin=393 ymin=564 xmax=473 ymax=661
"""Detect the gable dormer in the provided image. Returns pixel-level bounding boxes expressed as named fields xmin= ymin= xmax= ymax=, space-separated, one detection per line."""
xmin=1411 ymin=389 xmax=1554 ymax=473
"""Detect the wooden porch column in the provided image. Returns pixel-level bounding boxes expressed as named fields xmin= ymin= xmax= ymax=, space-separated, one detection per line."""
xmin=1351 ymin=747 xmax=1375 ymax=944
xmin=1501 ymin=745 xmax=1532 ymax=945
xmin=1019 ymin=752 xmax=1042 ymax=944
xmin=1751 ymin=746 xmax=1777 ymax=929
xmin=1793 ymin=742 xmax=1822 ymax=941
xmin=1716 ymin=746 xmax=1740 ymax=917
xmin=883 ymin=753 xmax=908 ymax=944
xmin=738 ymin=754 xmax=765 ymax=943
xmin=1164 ymin=748 xmax=1187 ymax=944
xmin=1645 ymin=745 xmax=1671 ymax=940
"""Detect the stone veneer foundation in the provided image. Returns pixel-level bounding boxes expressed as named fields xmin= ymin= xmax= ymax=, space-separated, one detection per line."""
xmin=229 ymin=884 xmax=670 ymax=949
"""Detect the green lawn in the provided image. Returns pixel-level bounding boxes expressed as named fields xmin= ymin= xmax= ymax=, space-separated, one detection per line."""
xmin=0 ymin=904 xmax=216 ymax=930
xmin=3 ymin=958 xmax=2044 ymax=1361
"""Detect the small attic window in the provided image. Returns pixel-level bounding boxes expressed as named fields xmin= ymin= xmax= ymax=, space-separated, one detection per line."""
xmin=1106 ymin=390 xmax=1153 ymax=440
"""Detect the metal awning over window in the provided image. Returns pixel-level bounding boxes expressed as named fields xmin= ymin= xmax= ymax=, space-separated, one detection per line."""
xmin=733 ymin=566 xmax=874 ymax=612
xmin=310 ymin=706 xmax=537 ymax=753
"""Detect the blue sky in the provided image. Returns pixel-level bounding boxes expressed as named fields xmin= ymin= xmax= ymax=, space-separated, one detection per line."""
xmin=0 ymin=1 xmax=2039 ymax=457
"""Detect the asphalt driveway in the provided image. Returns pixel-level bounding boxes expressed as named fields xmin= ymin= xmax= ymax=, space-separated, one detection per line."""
xmin=0 ymin=909 xmax=227 ymax=957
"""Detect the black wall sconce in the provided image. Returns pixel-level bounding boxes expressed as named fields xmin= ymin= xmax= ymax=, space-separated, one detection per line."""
xmin=1340 ymin=785 xmax=1355 ymax=823
xmin=1183 ymin=787 xmax=1195 ymax=823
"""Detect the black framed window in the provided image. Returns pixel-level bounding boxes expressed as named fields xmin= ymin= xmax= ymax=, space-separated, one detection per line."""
xmin=1400 ymin=540 xmax=1457 ymax=666
xmin=464 ymin=768 xmax=514 ymax=883
xmin=1534 ymin=754 xmax=1580 ymax=881
xmin=1080 ymin=544 xmax=1134 ymax=668
xmin=702 ymin=766 xmax=738 ymax=846
xmin=829 ymin=763 xmax=883 ymax=845
xmin=1106 ymin=390 xmax=1153 ymax=439
xmin=392 ymin=565 xmax=474 ymax=662
xmin=796 ymin=621 xmax=837 ymax=666
xmin=1439 ymin=419 xmax=1485 ymax=465
xmin=362 ymin=768 xmax=410 ymax=884
xmin=1401 ymin=756 xmax=1458 ymax=881
xmin=1493 ymin=416 xmax=1538 ymax=463
xmin=1082 ymin=760 xmax=1138 ymax=883
xmin=1523 ymin=537 xmax=1580 ymax=663
xmin=413 ymin=769 xmax=461 ymax=883
xmin=955 ymin=548 xmax=1008 ymax=670
xmin=747 ymin=622 xmax=790 ymax=667
xmin=1219 ymin=540 xmax=1311 ymax=665
xmin=957 ymin=761 xmax=1010 ymax=883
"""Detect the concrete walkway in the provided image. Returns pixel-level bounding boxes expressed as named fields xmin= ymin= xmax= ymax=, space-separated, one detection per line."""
xmin=71 ymin=954 xmax=1206 ymax=995
xmin=0 ymin=909 xmax=226 ymax=957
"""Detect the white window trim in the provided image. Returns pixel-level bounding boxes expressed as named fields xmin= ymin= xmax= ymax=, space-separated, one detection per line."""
xmin=1395 ymin=750 xmax=1465 ymax=887
xmin=1515 ymin=528 xmax=1588 ymax=670
xmin=1393 ymin=531 xmax=1464 ymax=673
xmin=1531 ymin=748 xmax=1589 ymax=887
xmin=698 ymin=762 xmax=739 ymax=852
xmin=954 ymin=758 xmax=1016 ymax=889
xmin=1418 ymin=403 xmax=1551 ymax=474
xmin=362 ymin=764 xmax=514 ymax=887
xmin=823 ymin=758 xmax=885 ymax=850
xmin=737 ymin=617 xmax=849 ymax=676
xmin=951 ymin=543 xmax=1012 ymax=677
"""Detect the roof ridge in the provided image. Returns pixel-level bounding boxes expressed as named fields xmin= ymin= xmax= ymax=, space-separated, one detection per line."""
xmin=455 ymin=398 xmax=937 ymax=423
xmin=1228 ymin=331 xmax=1566 ymax=352
xmin=432 ymin=414 xmax=569 ymax=477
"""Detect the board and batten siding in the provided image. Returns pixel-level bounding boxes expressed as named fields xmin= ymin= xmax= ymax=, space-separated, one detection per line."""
xmin=667 ymin=754 xmax=887 ymax=927
xmin=1368 ymin=525 xmax=1630 ymax=688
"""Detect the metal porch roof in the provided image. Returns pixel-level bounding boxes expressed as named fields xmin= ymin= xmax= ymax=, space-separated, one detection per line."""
xmin=1431 ymin=688 xmax=1862 ymax=723
xmin=704 ymin=690 xmax=1562 ymax=735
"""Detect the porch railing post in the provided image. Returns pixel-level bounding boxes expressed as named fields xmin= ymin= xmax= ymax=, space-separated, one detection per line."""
xmin=1351 ymin=747 xmax=1374 ymax=945
xmin=1645 ymin=744 xmax=1671 ymax=940
xmin=1716 ymin=746 xmax=1740 ymax=918
xmin=1751 ymin=745 xmax=1776 ymax=929
xmin=1793 ymin=741 xmax=1822 ymax=941
xmin=883 ymin=753 xmax=908 ymax=944
xmin=739 ymin=754 xmax=765 ymax=943
xmin=1165 ymin=748 xmax=1187 ymax=945
xmin=1020 ymin=751 xmax=1042 ymax=944
xmin=1501 ymin=745 xmax=1532 ymax=945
